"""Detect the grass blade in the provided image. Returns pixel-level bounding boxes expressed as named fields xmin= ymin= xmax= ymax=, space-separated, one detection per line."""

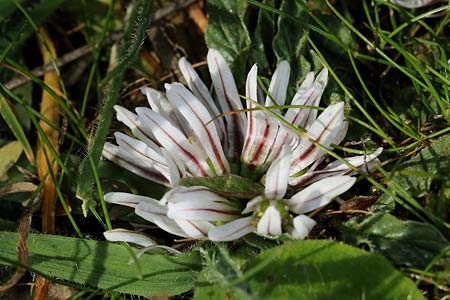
xmin=76 ymin=0 xmax=153 ymax=215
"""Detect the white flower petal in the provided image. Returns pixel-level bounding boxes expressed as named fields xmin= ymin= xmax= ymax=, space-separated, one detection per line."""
xmin=265 ymin=60 xmax=290 ymax=107
xmin=161 ymin=147 xmax=183 ymax=186
xmin=135 ymin=201 xmax=187 ymax=237
xmin=265 ymin=146 xmax=292 ymax=200
xmin=264 ymin=126 xmax=296 ymax=165
xmin=289 ymin=176 xmax=356 ymax=214
xmin=102 ymin=143 xmax=171 ymax=186
xmin=390 ymin=0 xmax=438 ymax=8
xmin=140 ymin=87 xmax=179 ymax=126
xmin=166 ymin=190 xmax=240 ymax=221
xmin=114 ymin=105 xmax=160 ymax=150
xmin=207 ymin=48 xmax=246 ymax=160
xmin=333 ymin=120 xmax=348 ymax=146
xmin=291 ymin=215 xmax=316 ymax=240
xmin=104 ymin=192 xmax=157 ymax=208
xmin=290 ymin=147 xmax=383 ymax=187
xmin=242 ymin=64 xmax=259 ymax=160
xmin=115 ymin=132 xmax=166 ymax=166
xmin=136 ymin=107 xmax=212 ymax=177
xmin=175 ymin=219 xmax=214 ymax=239
xmin=241 ymin=115 xmax=278 ymax=169
xmin=103 ymin=229 xmax=156 ymax=247
xmin=285 ymin=68 xmax=328 ymax=129
xmin=297 ymin=72 xmax=315 ymax=95
xmin=290 ymin=102 xmax=345 ymax=175
xmin=324 ymin=147 xmax=383 ymax=173
xmin=178 ymin=57 xmax=226 ymax=140
xmin=257 ymin=205 xmax=282 ymax=236
xmin=208 ymin=217 xmax=255 ymax=241
xmin=243 ymin=195 xmax=263 ymax=214
xmin=166 ymin=83 xmax=230 ymax=175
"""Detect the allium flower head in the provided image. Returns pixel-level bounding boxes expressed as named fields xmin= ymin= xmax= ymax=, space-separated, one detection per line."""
xmin=102 ymin=48 xmax=382 ymax=244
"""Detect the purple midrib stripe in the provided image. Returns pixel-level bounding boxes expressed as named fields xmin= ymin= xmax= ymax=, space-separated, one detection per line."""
xmin=182 ymin=207 xmax=241 ymax=215
xmin=294 ymin=107 xmax=341 ymax=165
xmin=177 ymin=91 xmax=226 ymax=172
xmin=104 ymin=147 xmax=169 ymax=185
xmin=142 ymin=111 xmax=208 ymax=176
xmin=214 ymin=57 xmax=244 ymax=152
xmin=250 ymin=121 xmax=271 ymax=165
xmin=291 ymin=88 xmax=316 ymax=126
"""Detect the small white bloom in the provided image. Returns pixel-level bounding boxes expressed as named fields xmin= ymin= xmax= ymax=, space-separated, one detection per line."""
xmin=103 ymin=228 xmax=157 ymax=247
xmin=103 ymin=48 xmax=383 ymax=243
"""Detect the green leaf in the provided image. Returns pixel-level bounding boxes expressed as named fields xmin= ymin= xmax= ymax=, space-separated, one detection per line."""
xmin=194 ymin=240 xmax=425 ymax=300
xmin=205 ymin=0 xmax=251 ymax=85
xmin=179 ymin=174 xmax=264 ymax=199
xmin=375 ymin=134 xmax=450 ymax=212
xmin=250 ymin=0 xmax=276 ymax=73
xmin=0 ymin=141 xmax=23 ymax=181
xmin=0 ymin=232 xmax=201 ymax=296
xmin=272 ymin=1 xmax=308 ymax=80
xmin=0 ymin=95 xmax=33 ymax=164
xmin=342 ymin=213 xmax=449 ymax=268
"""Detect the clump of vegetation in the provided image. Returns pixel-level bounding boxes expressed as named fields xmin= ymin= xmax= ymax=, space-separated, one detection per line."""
xmin=0 ymin=1 xmax=449 ymax=299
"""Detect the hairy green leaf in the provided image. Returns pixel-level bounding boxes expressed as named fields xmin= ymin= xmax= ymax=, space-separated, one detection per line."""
xmin=194 ymin=240 xmax=425 ymax=300
xmin=0 ymin=232 xmax=201 ymax=296
xmin=179 ymin=174 xmax=264 ymax=199
xmin=342 ymin=213 xmax=449 ymax=268
xmin=76 ymin=0 xmax=153 ymax=215
xmin=205 ymin=0 xmax=251 ymax=85
xmin=376 ymin=134 xmax=450 ymax=212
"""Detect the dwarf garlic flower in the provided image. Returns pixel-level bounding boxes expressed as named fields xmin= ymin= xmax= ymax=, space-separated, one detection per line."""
xmin=102 ymin=48 xmax=382 ymax=244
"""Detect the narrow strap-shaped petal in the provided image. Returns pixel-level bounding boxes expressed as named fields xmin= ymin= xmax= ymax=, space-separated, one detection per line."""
xmin=288 ymin=176 xmax=356 ymax=214
xmin=166 ymin=83 xmax=230 ymax=175
xmin=290 ymin=102 xmax=345 ymax=176
xmin=140 ymin=87 xmax=183 ymax=129
xmin=257 ymin=205 xmax=282 ymax=236
xmin=290 ymin=147 xmax=383 ymax=187
xmin=103 ymin=143 xmax=171 ymax=186
xmin=178 ymin=57 xmax=226 ymax=140
xmin=208 ymin=216 xmax=255 ymax=241
xmin=136 ymin=107 xmax=211 ymax=177
xmin=265 ymin=60 xmax=290 ymax=107
xmin=333 ymin=120 xmax=348 ymax=146
xmin=291 ymin=215 xmax=316 ymax=240
xmin=264 ymin=125 xmax=296 ymax=164
xmin=390 ymin=0 xmax=439 ymax=9
xmin=265 ymin=146 xmax=292 ymax=200
xmin=135 ymin=201 xmax=188 ymax=237
xmin=113 ymin=133 xmax=171 ymax=181
xmin=242 ymin=115 xmax=278 ymax=170
xmin=103 ymin=228 xmax=156 ymax=247
xmin=115 ymin=132 xmax=166 ymax=166
xmin=242 ymin=64 xmax=259 ymax=159
xmin=167 ymin=198 xmax=240 ymax=221
xmin=114 ymin=105 xmax=160 ymax=150
xmin=104 ymin=192 xmax=159 ymax=208
xmin=161 ymin=147 xmax=184 ymax=186
xmin=243 ymin=195 xmax=263 ymax=214
xmin=284 ymin=68 xmax=328 ymax=129
xmin=163 ymin=186 xmax=217 ymax=203
xmin=175 ymin=219 xmax=214 ymax=239
xmin=165 ymin=186 xmax=240 ymax=221
xmin=207 ymin=48 xmax=247 ymax=161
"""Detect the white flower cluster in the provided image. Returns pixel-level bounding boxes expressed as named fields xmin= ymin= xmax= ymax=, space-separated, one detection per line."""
xmin=102 ymin=49 xmax=382 ymax=245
